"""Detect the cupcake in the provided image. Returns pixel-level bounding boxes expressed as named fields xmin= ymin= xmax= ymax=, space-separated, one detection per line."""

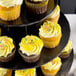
xmin=60 ymin=40 xmax=73 ymax=58
xmin=39 ymin=21 xmax=62 ymax=48
xmin=45 ymin=5 xmax=60 ymax=23
xmin=0 ymin=68 xmax=12 ymax=76
xmin=41 ymin=57 xmax=62 ymax=76
xmin=25 ymin=0 xmax=49 ymax=14
xmin=0 ymin=0 xmax=23 ymax=21
xmin=0 ymin=36 xmax=15 ymax=62
xmin=19 ymin=35 xmax=44 ymax=63
xmin=15 ymin=68 xmax=36 ymax=76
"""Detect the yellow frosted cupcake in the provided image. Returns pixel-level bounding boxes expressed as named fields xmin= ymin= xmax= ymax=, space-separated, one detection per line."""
xmin=19 ymin=35 xmax=44 ymax=63
xmin=41 ymin=57 xmax=62 ymax=76
xmin=0 ymin=36 xmax=15 ymax=62
xmin=15 ymin=68 xmax=36 ymax=76
xmin=60 ymin=40 xmax=73 ymax=58
xmin=25 ymin=0 xmax=49 ymax=14
xmin=0 ymin=0 xmax=23 ymax=21
xmin=39 ymin=21 xmax=62 ymax=48
xmin=45 ymin=5 xmax=60 ymax=23
xmin=0 ymin=68 xmax=12 ymax=76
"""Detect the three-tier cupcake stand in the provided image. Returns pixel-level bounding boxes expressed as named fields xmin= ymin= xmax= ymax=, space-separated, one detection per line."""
xmin=0 ymin=0 xmax=74 ymax=76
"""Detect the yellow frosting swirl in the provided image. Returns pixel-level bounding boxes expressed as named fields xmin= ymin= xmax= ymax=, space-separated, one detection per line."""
xmin=62 ymin=40 xmax=73 ymax=54
xmin=39 ymin=21 xmax=61 ymax=38
xmin=0 ymin=68 xmax=8 ymax=76
xmin=0 ymin=0 xmax=23 ymax=8
xmin=0 ymin=36 xmax=14 ymax=57
xmin=41 ymin=57 xmax=62 ymax=70
xmin=19 ymin=35 xmax=44 ymax=56
xmin=47 ymin=5 xmax=60 ymax=18
xmin=15 ymin=68 xmax=36 ymax=76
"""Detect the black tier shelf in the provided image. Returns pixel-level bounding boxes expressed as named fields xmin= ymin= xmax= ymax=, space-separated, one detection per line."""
xmin=0 ymin=0 xmax=58 ymax=27
xmin=0 ymin=12 xmax=70 ymax=70
xmin=12 ymin=49 xmax=74 ymax=76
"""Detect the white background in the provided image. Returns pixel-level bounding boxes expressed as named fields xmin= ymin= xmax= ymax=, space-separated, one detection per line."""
xmin=65 ymin=14 xmax=76 ymax=76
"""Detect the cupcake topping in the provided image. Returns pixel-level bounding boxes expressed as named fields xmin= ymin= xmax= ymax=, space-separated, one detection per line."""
xmin=62 ymin=40 xmax=73 ymax=54
xmin=41 ymin=57 xmax=62 ymax=71
xmin=39 ymin=21 xmax=61 ymax=38
xmin=47 ymin=5 xmax=60 ymax=19
xmin=19 ymin=35 xmax=44 ymax=56
xmin=0 ymin=0 xmax=23 ymax=8
xmin=0 ymin=68 xmax=8 ymax=76
xmin=0 ymin=36 xmax=14 ymax=57
xmin=15 ymin=68 xmax=36 ymax=76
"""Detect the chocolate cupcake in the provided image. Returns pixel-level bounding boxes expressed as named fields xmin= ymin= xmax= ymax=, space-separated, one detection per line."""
xmin=60 ymin=40 xmax=73 ymax=58
xmin=25 ymin=0 xmax=49 ymax=14
xmin=19 ymin=35 xmax=44 ymax=63
xmin=0 ymin=36 xmax=15 ymax=62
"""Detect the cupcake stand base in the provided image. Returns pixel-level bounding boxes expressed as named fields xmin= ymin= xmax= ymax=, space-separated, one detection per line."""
xmin=0 ymin=12 xmax=70 ymax=70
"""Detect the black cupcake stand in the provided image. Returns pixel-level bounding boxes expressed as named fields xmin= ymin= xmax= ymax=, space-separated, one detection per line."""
xmin=0 ymin=0 xmax=74 ymax=76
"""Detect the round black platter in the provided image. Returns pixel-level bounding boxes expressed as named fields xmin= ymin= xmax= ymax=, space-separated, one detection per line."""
xmin=36 ymin=49 xmax=74 ymax=76
xmin=0 ymin=12 xmax=70 ymax=70
xmin=0 ymin=0 xmax=58 ymax=27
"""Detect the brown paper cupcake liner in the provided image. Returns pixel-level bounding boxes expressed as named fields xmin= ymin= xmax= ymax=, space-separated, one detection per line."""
xmin=0 ymin=48 xmax=15 ymax=62
xmin=60 ymin=49 xmax=72 ymax=59
xmin=19 ymin=50 xmax=40 ymax=63
xmin=26 ymin=5 xmax=47 ymax=14
xmin=25 ymin=0 xmax=49 ymax=14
